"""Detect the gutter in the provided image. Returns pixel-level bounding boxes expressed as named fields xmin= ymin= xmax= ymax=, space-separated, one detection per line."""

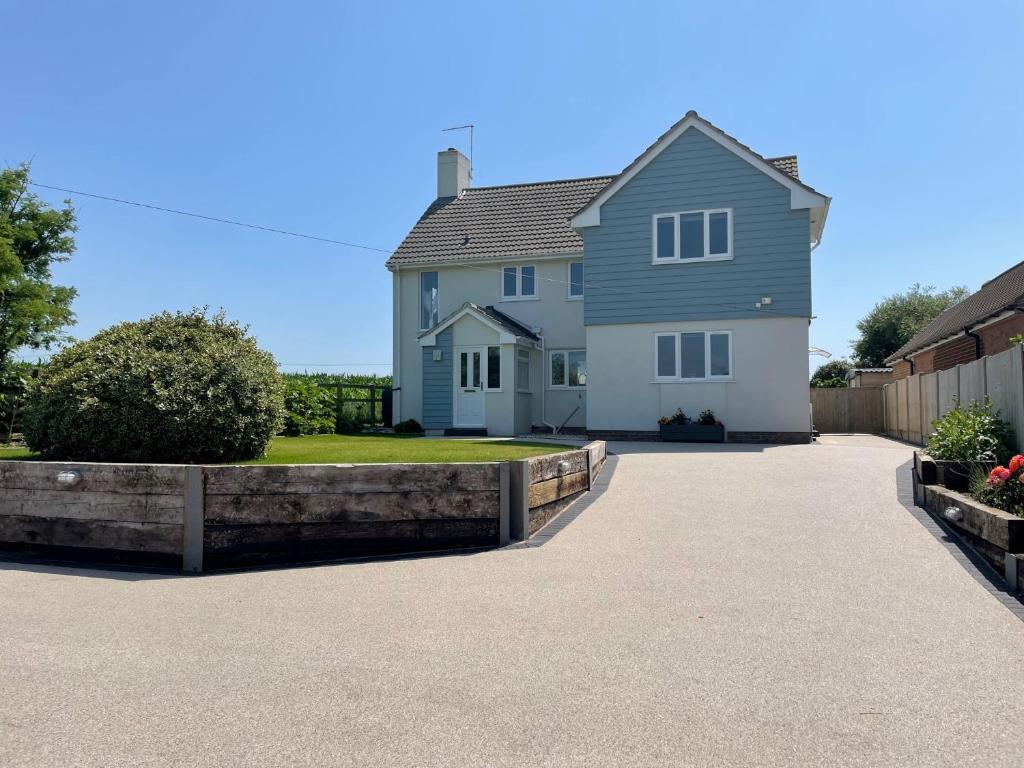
xmin=537 ymin=334 xmax=558 ymax=435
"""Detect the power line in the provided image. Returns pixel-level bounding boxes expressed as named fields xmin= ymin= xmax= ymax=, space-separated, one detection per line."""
xmin=32 ymin=181 xmax=809 ymax=319
xmin=30 ymin=182 xmax=393 ymax=253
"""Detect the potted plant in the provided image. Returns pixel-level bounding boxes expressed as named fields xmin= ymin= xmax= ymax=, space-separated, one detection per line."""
xmin=925 ymin=399 xmax=1011 ymax=491
xmin=658 ymin=408 xmax=725 ymax=443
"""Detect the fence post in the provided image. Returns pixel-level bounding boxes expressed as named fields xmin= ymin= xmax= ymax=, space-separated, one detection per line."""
xmin=335 ymin=382 xmax=344 ymax=434
xmin=507 ymin=459 xmax=530 ymax=541
xmin=182 ymin=466 xmax=204 ymax=573
xmin=498 ymin=463 xmax=510 ymax=546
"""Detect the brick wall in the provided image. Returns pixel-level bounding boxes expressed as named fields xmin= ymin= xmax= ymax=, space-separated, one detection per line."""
xmin=889 ymin=313 xmax=1024 ymax=381
xmin=891 ymin=360 xmax=912 ymax=380
xmin=977 ymin=313 xmax=1024 ymax=356
xmin=932 ymin=335 xmax=977 ymax=371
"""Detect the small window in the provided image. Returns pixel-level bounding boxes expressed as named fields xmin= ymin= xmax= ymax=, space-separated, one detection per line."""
xmin=651 ymin=209 xmax=732 ymax=263
xmin=419 ymin=271 xmax=438 ymax=330
xmin=550 ymin=350 xmax=586 ymax=389
xmin=486 ymin=346 xmax=501 ymax=390
xmin=655 ymin=331 xmax=732 ymax=381
xmin=516 ymin=349 xmax=531 ymax=393
xmin=568 ymin=261 xmax=584 ymax=298
xmin=656 ymin=334 xmax=677 ymax=378
xmin=501 ymin=265 xmax=537 ymax=300
xmin=471 ymin=350 xmax=481 ymax=389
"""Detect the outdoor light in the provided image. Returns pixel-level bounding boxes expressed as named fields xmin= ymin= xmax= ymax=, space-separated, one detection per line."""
xmin=433 ymin=349 xmax=443 ymax=362
xmin=56 ymin=470 xmax=82 ymax=487
xmin=944 ymin=506 xmax=963 ymax=522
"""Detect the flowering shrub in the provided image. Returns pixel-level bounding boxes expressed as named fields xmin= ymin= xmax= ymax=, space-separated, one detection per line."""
xmin=697 ymin=409 xmax=720 ymax=426
xmin=926 ymin=399 xmax=1011 ymax=466
xmin=658 ymin=408 xmax=689 ymax=426
xmin=972 ymin=454 xmax=1024 ymax=517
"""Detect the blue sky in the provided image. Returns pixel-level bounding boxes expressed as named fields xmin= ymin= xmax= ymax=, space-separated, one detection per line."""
xmin=7 ymin=1 xmax=1023 ymax=375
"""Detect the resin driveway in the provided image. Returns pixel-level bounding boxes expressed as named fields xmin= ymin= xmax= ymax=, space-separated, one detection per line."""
xmin=3 ymin=435 xmax=1024 ymax=767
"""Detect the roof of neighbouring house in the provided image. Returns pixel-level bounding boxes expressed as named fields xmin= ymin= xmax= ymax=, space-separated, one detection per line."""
xmin=418 ymin=302 xmax=540 ymax=342
xmin=845 ymin=367 xmax=892 ymax=379
xmin=884 ymin=260 xmax=1024 ymax=364
xmin=387 ymin=113 xmax=815 ymax=269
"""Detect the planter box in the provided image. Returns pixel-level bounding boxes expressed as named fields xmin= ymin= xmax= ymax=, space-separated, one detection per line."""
xmin=922 ymin=484 xmax=1024 ymax=554
xmin=934 ymin=460 xmax=974 ymax=492
xmin=659 ymin=423 xmax=725 ymax=443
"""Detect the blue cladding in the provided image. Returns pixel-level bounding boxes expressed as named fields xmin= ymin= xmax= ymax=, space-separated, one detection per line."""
xmin=584 ymin=127 xmax=811 ymax=325
xmin=422 ymin=327 xmax=453 ymax=428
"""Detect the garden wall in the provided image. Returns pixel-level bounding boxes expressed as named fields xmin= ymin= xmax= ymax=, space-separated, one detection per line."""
xmin=508 ymin=441 xmax=607 ymax=539
xmin=0 ymin=441 xmax=607 ymax=571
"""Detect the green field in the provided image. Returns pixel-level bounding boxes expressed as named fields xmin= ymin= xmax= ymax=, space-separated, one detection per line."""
xmin=0 ymin=435 xmax=571 ymax=464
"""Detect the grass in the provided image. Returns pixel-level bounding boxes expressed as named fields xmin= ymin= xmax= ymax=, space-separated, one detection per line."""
xmin=0 ymin=434 xmax=573 ymax=464
xmin=0 ymin=445 xmax=34 ymax=460
xmin=240 ymin=434 xmax=569 ymax=464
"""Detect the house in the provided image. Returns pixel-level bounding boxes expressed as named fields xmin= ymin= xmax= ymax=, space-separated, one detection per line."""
xmin=846 ymin=368 xmax=892 ymax=388
xmin=885 ymin=260 xmax=1024 ymax=380
xmin=387 ymin=112 xmax=831 ymax=442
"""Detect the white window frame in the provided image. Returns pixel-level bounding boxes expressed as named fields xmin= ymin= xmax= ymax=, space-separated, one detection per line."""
xmin=483 ymin=345 xmax=503 ymax=392
xmin=653 ymin=330 xmax=733 ymax=382
xmin=500 ymin=264 xmax=539 ymax=301
xmin=516 ymin=348 xmax=532 ymax=393
xmin=567 ymin=261 xmax=584 ymax=300
xmin=549 ymin=349 xmax=586 ymax=389
xmin=651 ymin=208 xmax=733 ymax=264
xmin=419 ymin=271 xmax=439 ymax=331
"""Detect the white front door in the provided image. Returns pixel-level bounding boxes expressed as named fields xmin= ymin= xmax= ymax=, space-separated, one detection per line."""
xmin=454 ymin=347 xmax=485 ymax=427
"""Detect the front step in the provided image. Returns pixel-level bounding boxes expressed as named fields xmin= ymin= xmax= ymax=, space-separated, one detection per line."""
xmin=444 ymin=428 xmax=488 ymax=437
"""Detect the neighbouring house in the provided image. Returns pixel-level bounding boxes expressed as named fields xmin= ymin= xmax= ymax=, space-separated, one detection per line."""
xmin=387 ymin=111 xmax=831 ymax=442
xmin=885 ymin=260 xmax=1024 ymax=380
xmin=847 ymin=368 xmax=892 ymax=388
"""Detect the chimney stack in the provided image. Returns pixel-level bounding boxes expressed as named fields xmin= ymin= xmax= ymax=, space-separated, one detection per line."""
xmin=437 ymin=148 xmax=472 ymax=198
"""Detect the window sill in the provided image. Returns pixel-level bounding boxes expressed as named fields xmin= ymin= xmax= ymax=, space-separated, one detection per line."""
xmin=549 ymin=386 xmax=587 ymax=391
xmin=652 ymin=378 xmax=735 ymax=384
xmin=566 ymin=295 xmax=583 ymax=301
xmin=499 ymin=295 xmax=540 ymax=302
xmin=651 ymin=254 xmax=733 ymax=265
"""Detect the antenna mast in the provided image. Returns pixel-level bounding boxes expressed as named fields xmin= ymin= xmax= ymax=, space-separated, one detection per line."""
xmin=442 ymin=123 xmax=475 ymax=175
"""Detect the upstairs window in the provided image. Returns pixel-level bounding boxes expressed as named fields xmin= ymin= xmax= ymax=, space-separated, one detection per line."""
xmin=419 ymin=271 xmax=438 ymax=330
xmin=501 ymin=265 xmax=537 ymax=300
xmin=654 ymin=331 xmax=732 ymax=381
xmin=567 ymin=261 xmax=584 ymax=298
xmin=652 ymin=209 xmax=732 ymax=264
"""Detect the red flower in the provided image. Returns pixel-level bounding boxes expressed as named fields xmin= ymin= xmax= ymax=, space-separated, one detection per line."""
xmin=988 ymin=466 xmax=1011 ymax=487
xmin=1010 ymin=455 xmax=1024 ymax=474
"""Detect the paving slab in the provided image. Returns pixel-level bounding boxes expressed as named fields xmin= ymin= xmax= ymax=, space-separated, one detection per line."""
xmin=2 ymin=435 xmax=1023 ymax=767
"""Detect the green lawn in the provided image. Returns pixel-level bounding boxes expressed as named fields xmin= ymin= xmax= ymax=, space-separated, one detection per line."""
xmin=0 ymin=434 xmax=572 ymax=465
xmin=241 ymin=434 xmax=568 ymax=464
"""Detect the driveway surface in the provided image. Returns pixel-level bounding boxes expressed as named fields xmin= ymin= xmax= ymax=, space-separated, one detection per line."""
xmin=3 ymin=435 xmax=1024 ymax=767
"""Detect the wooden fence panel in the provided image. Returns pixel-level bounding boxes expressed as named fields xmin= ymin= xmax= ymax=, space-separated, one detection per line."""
xmin=938 ymin=367 xmax=960 ymax=416
xmin=884 ymin=383 xmax=897 ymax=438
xmin=896 ymin=378 xmax=909 ymax=440
xmin=809 ymin=388 xmax=885 ymax=433
xmin=960 ymin=359 xmax=986 ymax=406
xmin=986 ymin=345 xmax=1024 ymax=450
xmin=907 ymin=374 xmax=922 ymax=444
xmin=920 ymin=372 xmax=939 ymax=439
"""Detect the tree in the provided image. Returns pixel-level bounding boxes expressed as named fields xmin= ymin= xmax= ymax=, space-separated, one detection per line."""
xmin=810 ymin=358 xmax=851 ymax=388
xmin=852 ymin=283 xmax=968 ymax=367
xmin=0 ymin=164 xmax=77 ymax=368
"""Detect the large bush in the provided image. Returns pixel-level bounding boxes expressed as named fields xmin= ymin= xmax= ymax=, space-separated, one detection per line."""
xmin=281 ymin=376 xmax=336 ymax=436
xmin=926 ymin=399 xmax=1011 ymax=466
xmin=23 ymin=309 xmax=284 ymax=462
